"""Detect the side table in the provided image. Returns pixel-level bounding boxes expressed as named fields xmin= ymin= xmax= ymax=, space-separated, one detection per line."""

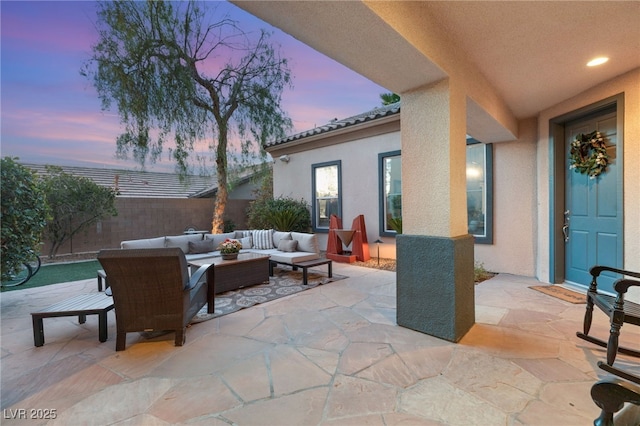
xmin=31 ymin=293 xmax=115 ymax=347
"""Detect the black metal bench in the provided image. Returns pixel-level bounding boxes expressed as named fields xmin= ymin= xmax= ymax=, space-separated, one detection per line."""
xmin=31 ymin=293 xmax=114 ymax=347
xmin=269 ymin=258 xmax=332 ymax=285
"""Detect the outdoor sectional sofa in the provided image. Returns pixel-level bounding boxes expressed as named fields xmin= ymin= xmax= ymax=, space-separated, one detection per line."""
xmin=120 ymin=229 xmax=321 ymax=265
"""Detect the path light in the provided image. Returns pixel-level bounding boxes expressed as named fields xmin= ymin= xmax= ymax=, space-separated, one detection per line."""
xmin=374 ymin=239 xmax=383 ymax=266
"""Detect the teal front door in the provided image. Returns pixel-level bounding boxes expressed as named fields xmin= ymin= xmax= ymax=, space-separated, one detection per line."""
xmin=564 ymin=106 xmax=622 ymax=293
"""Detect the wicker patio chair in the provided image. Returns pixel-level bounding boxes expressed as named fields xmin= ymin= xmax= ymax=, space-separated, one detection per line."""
xmin=97 ymin=248 xmax=212 ymax=351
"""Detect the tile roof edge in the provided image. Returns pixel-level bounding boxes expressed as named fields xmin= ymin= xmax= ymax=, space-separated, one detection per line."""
xmin=267 ymin=102 xmax=401 ymax=148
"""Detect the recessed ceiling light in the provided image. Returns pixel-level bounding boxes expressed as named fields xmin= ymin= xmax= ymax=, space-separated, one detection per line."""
xmin=587 ymin=57 xmax=609 ymax=67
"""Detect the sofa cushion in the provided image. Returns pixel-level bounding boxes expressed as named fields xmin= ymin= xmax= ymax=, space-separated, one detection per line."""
xmin=121 ymin=236 xmax=166 ymax=249
xmin=235 ymin=230 xmax=252 ymax=238
xmin=231 ymin=236 xmax=253 ymax=249
xmin=291 ymin=232 xmax=319 ymax=253
xmin=273 ymin=231 xmax=292 ymax=247
xmin=189 ymin=239 xmax=215 ymax=254
xmin=185 ymin=251 xmax=220 ymax=261
xmin=253 ymin=229 xmax=274 ymax=249
xmin=277 ymin=239 xmax=298 ymax=252
xmin=205 ymin=232 xmax=236 ymax=248
xmin=166 ymin=234 xmax=203 ymax=253
xmin=269 ymin=251 xmax=321 ymax=264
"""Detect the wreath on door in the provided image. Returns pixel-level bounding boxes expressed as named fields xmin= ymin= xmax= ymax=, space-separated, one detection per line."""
xmin=569 ymin=130 xmax=609 ymax=178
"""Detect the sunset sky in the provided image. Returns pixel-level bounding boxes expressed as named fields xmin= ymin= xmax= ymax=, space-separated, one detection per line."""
xmin=1 ymin=1 xmax=387 ymax=173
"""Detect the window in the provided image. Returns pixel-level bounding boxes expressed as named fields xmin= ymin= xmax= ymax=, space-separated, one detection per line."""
xmin=379 ymin=151 xmax=402 ymax=236
xmin=312 ymin=161 xmax=341 ymax=231
xmin=376 ymin=142 xmax=493 ymax=244
xmin=466 ymin=140 xmax=493 ymax=244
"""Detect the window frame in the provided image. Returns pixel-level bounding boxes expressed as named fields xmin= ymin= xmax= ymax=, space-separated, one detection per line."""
xmin=378 ymin=150 xmax=402 ymax=237
xmin=466 ymin=139 xmax=494 ymax=244
xmin=311 ymin=160 xmax=342 ymax=233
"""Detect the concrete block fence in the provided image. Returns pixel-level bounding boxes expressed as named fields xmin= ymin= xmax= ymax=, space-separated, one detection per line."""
xmin=40 ymin=197 xmax=251 ymax=257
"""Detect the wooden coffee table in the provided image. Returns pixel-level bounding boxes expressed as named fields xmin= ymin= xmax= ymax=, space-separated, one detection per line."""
xmin=189 ymin=253 xmax=270 ymax=313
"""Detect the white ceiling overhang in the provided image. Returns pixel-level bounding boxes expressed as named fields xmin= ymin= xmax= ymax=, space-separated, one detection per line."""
xmin=232 ymin=1 xmax=640 ymax=143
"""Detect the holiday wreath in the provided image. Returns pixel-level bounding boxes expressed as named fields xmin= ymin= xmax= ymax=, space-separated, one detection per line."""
xmin=569 ymin=130 xmax=609 ymax=178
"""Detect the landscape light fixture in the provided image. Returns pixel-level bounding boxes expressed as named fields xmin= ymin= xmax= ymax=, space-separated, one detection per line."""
xmin=374 ymin=239 xmax=383 ymax=265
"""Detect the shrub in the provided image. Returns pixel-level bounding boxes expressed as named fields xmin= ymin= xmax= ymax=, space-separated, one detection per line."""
xmin=223 ymin=219 xmax=236 ymax=233
xmin=1 ymin=158 xmax=48 ymax=280
xmin=40 ymin=166 xmax=118 ymax=257
xmin=388 ymin=216 xmax=402 ymax=234
xmin=474 ymin=261 xmax=494 ymax=283
xmin=247 ymin=196 xmax=311 ymax=232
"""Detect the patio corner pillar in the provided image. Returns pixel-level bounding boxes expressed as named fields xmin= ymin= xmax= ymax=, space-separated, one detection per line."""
xmin=397 ymin=79 xmax=474 ymax=342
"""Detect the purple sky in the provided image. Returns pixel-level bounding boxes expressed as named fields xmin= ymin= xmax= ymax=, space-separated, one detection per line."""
xmin=1 ymin=1 xmax=387 ymax=172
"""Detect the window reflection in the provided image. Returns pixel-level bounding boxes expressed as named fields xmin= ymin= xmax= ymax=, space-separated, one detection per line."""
xmin=313 ymin=162 xmax=340 ymax=230
xmin=466 ymin=142 xmax=489 ymax=240
xmin=382 ymin=153 xmax=402 ymax=233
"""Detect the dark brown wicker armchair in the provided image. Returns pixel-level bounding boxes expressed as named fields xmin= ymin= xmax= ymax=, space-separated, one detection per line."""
xmin=98 ymin=248 xmax=212 ymax=351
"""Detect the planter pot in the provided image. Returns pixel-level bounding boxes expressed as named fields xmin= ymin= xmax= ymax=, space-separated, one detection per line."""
xmin=221 ymin=253 xmax=239 ymax=260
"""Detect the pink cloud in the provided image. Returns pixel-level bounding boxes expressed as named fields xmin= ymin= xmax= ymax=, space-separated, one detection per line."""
xmin=1 ymin=1 xmax=387 ymax=172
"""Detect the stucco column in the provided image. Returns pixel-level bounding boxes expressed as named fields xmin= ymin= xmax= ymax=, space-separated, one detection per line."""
xmin=397 ymin=79 xmax=475 ymax=342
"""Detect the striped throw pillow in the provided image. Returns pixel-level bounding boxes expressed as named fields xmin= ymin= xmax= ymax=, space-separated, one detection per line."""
xmin=252 ymin=229 xmax=274 ymax=249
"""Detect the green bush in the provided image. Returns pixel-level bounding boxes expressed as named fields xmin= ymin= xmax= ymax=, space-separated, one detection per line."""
xmin=388 ymin=216 xmax=403 ymax=234
xmin=40 ymin=166 xmax=118 ymax=257
xmin=247 ymin=196 xmax=311 ymax=232
xmin=223 ymin=219 xmax=236 ymax=233
xmin=1 ymin=158 xmax=48 ymax=280
xmin=474 ymin=261 xmax=494 ymax=283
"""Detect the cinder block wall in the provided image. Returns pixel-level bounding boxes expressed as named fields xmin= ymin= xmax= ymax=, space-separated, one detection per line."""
xmin=41 ymin=197 xmax=251 ymax=256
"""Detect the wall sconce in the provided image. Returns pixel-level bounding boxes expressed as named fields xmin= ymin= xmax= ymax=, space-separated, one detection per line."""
xmin=279 ymin=155 xmax=290 ymax=163
xmin=374 ymin=239 xmax=383 ymax=266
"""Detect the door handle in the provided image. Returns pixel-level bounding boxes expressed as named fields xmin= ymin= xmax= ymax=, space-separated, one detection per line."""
xmin=563 ymin=210 xmax=570 ymax=242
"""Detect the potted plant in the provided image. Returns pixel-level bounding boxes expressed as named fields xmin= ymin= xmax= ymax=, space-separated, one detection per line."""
xmin=218 ymin=238 xmax=242 ymax=260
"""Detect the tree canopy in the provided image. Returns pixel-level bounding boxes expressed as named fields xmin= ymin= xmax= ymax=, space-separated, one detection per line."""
xmin=40 ymin=166 xmax=118 ymax=258
xmin=380 ymin=92 xmax=400 ymax=105
xmin=83 ymin=0 xmax=293 ymax=232
xmin=0 ymin=158 xmax=48 ymax=280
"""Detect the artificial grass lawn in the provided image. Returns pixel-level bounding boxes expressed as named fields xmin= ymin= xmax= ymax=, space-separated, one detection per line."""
xmin=1 ymin=260 xmax=101 ymax=292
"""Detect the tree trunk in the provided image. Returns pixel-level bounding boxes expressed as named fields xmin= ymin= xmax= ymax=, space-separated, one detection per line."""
xmin=211 ymin=126 xmax=229 ymax=233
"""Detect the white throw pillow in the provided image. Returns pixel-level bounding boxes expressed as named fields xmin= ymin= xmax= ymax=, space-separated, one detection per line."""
xmin=253 ymin=229 xmax=274 ymax=249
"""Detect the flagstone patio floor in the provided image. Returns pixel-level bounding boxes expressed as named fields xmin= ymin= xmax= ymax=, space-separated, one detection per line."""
xmin=2 ymin=262 xmax=640 ymax=425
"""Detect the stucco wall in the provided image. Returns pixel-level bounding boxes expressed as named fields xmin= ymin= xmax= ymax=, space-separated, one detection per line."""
xmin=271 ymin=69 xmax=639 ymax=283
xmin=474 ymin=118 xmax=537 ymax=276
xmin=272 ymin=131 xmax=401 ymax=259
xmin=272 ymin=121 xmax=540 ymax=271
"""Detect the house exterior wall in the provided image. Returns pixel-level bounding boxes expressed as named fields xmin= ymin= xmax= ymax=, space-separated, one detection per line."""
xmin=272 ymin=129 xmax=401 ymax=259
xmin=271 ymin=117 xmax=538 ymax=274
xmin=536 ymin=68 xmax=640 ymax=300
xmin=270 ymin=69 xmax=639 ymax=284
xmin=273 ymin=122 xmax=539 ymax=275
xmin=474 ymin=117 xmax=538 ymax=276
